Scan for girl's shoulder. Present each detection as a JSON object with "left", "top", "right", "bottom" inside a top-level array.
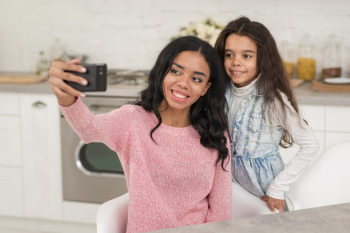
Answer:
[
  {"left": 270, "top": 90, "right": 299, "bottom": 119},
  {"left": 274, "top": 90, "right": 293, "bottom": 108}
]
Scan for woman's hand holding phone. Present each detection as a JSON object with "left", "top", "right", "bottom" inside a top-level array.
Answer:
[{"left": 49, "top": 59, "right": 88, "bottom": 106}]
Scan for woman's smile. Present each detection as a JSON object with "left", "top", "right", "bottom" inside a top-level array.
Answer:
[{"left": 171, "top": 90, "right": 189, "bottom": 101}]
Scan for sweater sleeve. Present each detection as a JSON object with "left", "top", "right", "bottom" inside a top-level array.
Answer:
[
  {"left": 206, "top": 134, "right": 232, "bottom": 222},
  {"left": 266, "top": 93, "right": 320, "bottom": 200},
  {"left": 59, "top": 98, "right": 134, "bottom": 153}
]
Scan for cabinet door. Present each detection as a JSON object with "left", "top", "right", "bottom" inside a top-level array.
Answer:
[
  {"left": 0, "top": 116, "right": 21, "bottom": 166},
  {"left": 299, "top": 105, "right": 325, "bottom": 131},
  {"left": 0, "top": 92, "right": 19, "bottom": 115},
  {"left": 326, "top": 106, "right": 350, "bottom": 132},
  {"left": 0, "top": 167, "right": 23, "bottom": 216},
  {"left": 325, "top": 132, "right": 350, "bottom": 150},
  {"left": 20, "top": 94, "right": 63, "bottom": 220}
]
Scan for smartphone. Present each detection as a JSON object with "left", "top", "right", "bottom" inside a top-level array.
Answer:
[{"left": 65, "top": 63, "right": 107, "bottom": 92}]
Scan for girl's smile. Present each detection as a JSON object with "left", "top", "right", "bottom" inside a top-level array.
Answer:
[{"left": 224, "top": 34, "right": 259, "bottom": 87}]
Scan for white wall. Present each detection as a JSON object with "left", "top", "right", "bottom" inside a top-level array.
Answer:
[{"left": 1, "top": 0, "right": 349, "bottom": 77}]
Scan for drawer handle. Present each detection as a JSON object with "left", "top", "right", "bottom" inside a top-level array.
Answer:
[{"left": 32, "top": 101, "right": 47, "bottom": 109}]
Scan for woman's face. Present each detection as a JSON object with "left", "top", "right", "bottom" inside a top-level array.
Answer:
[
  {"left": 161, "top": 51, "right": 211, "bottom": 115},
  {"left": 224, "top": 34, "right": 259, "bottom": 87}
]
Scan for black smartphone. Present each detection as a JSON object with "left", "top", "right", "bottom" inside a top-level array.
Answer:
[{"left": 65, "top": 63, "right": 107, "bottom": 92}]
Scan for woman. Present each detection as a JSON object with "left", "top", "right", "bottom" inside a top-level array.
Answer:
[{"left": 49, "top": 36, "right": 232, "bottom": 233}]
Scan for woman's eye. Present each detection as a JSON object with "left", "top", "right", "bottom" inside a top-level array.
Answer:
[
  {"left": 192, "top": 77, "right": 202, "bottom": 83},
  {"left": 243, "top": 54, "right": 252, "bottom": 58},
  {"left": 170, "top": 69, "right": 180, "bottom": 75},
  {"left": 225, "top": 53, "right": 233, "bottom": 58}
]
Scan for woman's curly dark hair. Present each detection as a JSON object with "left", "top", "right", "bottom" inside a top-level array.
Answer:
[{"left": 136, "top": 36, "right": 230, "bottom": 169}]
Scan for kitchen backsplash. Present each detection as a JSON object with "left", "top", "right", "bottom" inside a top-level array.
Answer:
[{"left": 0, "top": 0, "right": 349, "bottom": 78}]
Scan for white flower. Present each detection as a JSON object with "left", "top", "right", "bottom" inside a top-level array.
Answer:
[{"left": 171, "top": 18, "right": 224, "bottom": 47}]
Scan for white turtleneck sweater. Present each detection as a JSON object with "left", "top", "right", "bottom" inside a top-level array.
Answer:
[{"left": 227, "top": 77, "right": 259, "bottom": 131}]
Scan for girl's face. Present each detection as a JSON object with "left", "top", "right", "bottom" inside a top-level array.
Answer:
[
  {"left": 224, "top": 34, "right": 259, "bottom": 87},
  {"left": 161, "top": 51, "right": 211, "bottom": 115}
]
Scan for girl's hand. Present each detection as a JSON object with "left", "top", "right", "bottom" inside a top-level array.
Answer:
[
  {"left": 49, "top": 59, "right": 88, "bottom": 106},
  {"left": 260, "top": 195, "right": 285, "bottom": 213}
]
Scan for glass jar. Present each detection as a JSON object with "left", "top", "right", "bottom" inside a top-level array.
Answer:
[
  {"left": 322, "top": 34, "right": 341, "bottom": 78},
  {"left": 297, "top": 34, "right": 316, "bottom": 81},
  {"left": 280, "top": 41, "right": 294, "bottom": 79}
]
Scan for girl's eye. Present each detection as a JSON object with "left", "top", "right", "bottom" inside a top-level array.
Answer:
[
  {"left": 225, "top": 53, "right": 233, "bottom": 58},
  {"left": 243, "top": 54, "right": 252, "bottom": 58},
  {"left": 170, "top": 69, "right": 180, "bottom": 75}
]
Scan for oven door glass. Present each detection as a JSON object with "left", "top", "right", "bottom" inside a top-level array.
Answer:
[{"left": 78, "top": 142, "right": 124, "bottom": 174}]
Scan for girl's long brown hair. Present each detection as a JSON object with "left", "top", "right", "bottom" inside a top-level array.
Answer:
[{"left": 215, "top": 16, "right": 298, "bottom": 148}]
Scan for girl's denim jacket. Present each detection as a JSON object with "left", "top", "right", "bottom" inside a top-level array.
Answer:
[{"left": 225, "top": 87, "right": 285, "bottom": 197}]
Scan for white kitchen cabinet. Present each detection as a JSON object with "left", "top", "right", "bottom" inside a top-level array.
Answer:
[
  {"left": 0, "top": 93, "right": 21, "bottom": 166},
  {"left": 0, "top": 93, "right": 20, "bottom": 115},
  {"left": 20, "top": 93, "right": 63, "bottom": 220},
  {"left": 0, "top": 167, "right": 23, "bottom": 217},
  {"left": 325, "top": 106, "right": 350, "bottom": 132},
  {"left": 299, "top": 105, "right": 325, "bottom": 131},
  {"left": 325, "top": 132, "right": 350, "bottom": 149},
  {"left": 0, "top": 116, "right": 21, "bottom": 166},
  {"left": 0, "top": 93, "right": 23, "bottom": 217}
]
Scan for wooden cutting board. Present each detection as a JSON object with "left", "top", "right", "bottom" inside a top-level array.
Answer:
[
  {"left": 311, "top": 79, "right": 350, "bottom": 92},
  {"left": 0, "top": 75, "right": 47, "bottom": 84}
]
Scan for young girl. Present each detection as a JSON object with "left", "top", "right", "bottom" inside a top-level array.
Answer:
[
  {"left": 49, "top": 36, "right": 232, "bottom": 233},
  {"left": 214, "top": 16, "right": 320, "bottom": 216}
]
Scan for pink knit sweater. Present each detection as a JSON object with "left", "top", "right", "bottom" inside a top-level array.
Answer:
[{"left": 60, "top": 98, "right": 232, "bottom": 233}]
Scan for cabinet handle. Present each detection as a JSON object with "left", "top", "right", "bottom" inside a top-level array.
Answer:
[{"left": 32, "top": 101, "right": 47, "bottom": 109}]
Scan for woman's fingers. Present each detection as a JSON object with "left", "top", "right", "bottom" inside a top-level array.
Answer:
[
  {"left": 50, "top": 75, "right": 85, "bottom": 98},
  {"left": 67, "top": 58, "right": 82, "bottom": 64},
  {"left": 50, "top": 67, "right": 87, "bottom": 85},
  {"left": 49, "top": 61, "right": 87, "bottom": 85}
]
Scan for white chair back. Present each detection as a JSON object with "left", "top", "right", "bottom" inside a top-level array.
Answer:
[{"left": 286, "top": 141, "right": 350, "bottom": 210}]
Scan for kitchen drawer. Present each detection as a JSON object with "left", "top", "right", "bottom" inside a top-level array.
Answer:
[
  {"left": 0, "top": 93, "right": 20, "bottom": 115},
  {"left": 325, "top": 106, "right": 350, "bottom": 132},
  {"left": 0, "top": 167, "right": 24, "bottom": 216},
  {"left": 299, "top": 105, "right": 325, "bottom": 131}
]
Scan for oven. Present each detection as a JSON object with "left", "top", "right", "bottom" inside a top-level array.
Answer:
[{"left": 60, "top": 95, "right": 137, "bottom": 204}]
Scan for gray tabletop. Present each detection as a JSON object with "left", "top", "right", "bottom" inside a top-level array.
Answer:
[
  {"left": 1, "top": 80, "right": 350, "bottom": 106},
  {"left": 151, "top": 202, "right": 350, "bottom": 233}
]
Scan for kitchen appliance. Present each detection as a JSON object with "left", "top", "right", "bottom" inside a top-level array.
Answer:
[{"left": 61, "top": 70, "right": 148, "bottom": 204}]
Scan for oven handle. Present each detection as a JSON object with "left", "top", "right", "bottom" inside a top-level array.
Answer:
[{"left": 74, "top": 140, "right": 125, "bottom": 179}]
